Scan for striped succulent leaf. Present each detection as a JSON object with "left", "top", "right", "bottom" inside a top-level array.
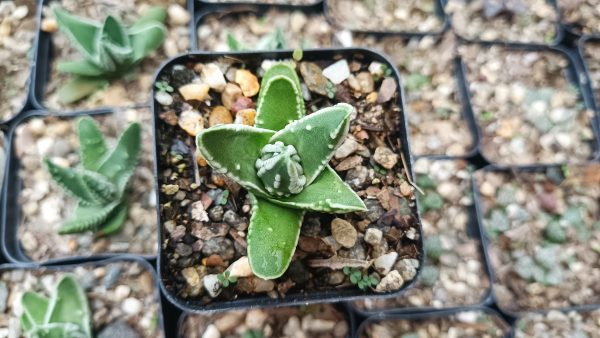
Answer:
[
  {"left": 195, "top": 62, "right": 366, "bottom": 279},
  {"left": 45, "top": 117, "right": 140, "bottom": 235}
]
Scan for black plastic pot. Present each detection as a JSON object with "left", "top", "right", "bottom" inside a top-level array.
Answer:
[
  {"left": 578, "top": 35, "right": 600, "bottom": 152},
  {"left": 0, "top": 109, "right": 157, "bottom": 264},
  {"left": 350, "top": 156, "right": 494, "bottom": 317},
  {"left": 355, "top": 306, "right": 512, "bottom": 338},
  {"left": 151, "top": 48, "right": 423, "bottom": 312},
  {"left": 0, "top": 0, "right": 42, "bottom": 126},
  {"left": 30, "top": 0, "right": 195, "bottom": 116},
  {"left": 197, "top": 0, "right": 323, "bottom": 10},
  {"left": 0, "top": 255, "right": 166, "bottom": 337},
  {"left": 323, "top": 0, "right": 449, "bottom": 36},
  {"left": 446, "top": 0, "right": 564, "bottom": 47},
  {"left": 458, "top": 42, "right": 600, "bottom": 167},
  {"left": 193, "top": 1, "right": 327, "bottom": 51},
  {"left": 176, "top": 302, "right": 355, "bottom": 337},
  {"left": 472, "top": 163, "right": 600, "bottom": 318}
]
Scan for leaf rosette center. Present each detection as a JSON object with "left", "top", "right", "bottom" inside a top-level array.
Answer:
[{"left": 256, "top": 141, "right": 307, "bottom": 196}]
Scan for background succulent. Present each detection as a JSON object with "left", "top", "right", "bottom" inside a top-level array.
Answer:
[
  {"left": 196, "top": 63, "right": 366, "bottom": 279},
  {"left": 20, "top": 275, "right": 92, "bottom": 338},
  {"left": 53, "top": 5, "right": 167, "bottom": 103},
  {"left": 45, "top": 117, "right": 141, "bottom": 235}
]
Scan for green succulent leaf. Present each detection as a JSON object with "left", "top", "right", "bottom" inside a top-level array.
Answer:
[
  {"left": 226, "top": 32, "right": 244, "bottom": 51},
  {"left": 52, "top": 7, "right": 100, "bottom": 61},
  {"left": 46, "top": 275, "right": 92, "bottom": 338},
  {"left": 57, "top": 77, "right": 108, "bottom": 104},
  {"left": 58, "top": 201, "right": 120, "bottom": 234},
  {"left": 57, "top": 59, "right": 105, "bottom": 77},
  {"left": 130, "top": 6, "right": 167, "bottom": 29},
  {"left": 77, "top": 117, "right": 108, "bottom": 171},
  {"left": 268, "top": 103, "right": 353, "bottom": 185},
  {"left": 79, "top": 170, "right": 117, "bottom": 203},
  {"left": 196, "top": 124, "right": 275, "bottom": 198},
  {"left": 44, "top": 159, "right": 104, "bottom": 205},
  {"left": 20, "top": 292, "right": 49, "bottom": 330},
  {"left": 256, "top": 63, "right": 304, "bottom": 131},
  {"left": 96, "top": 122, "right": 141, "bottom": 195},
  {"left": 128, "top": 21, "right": 167, "bottom": 62},
  {"left": 247, "top": 196, "right": 304, "bottom": 279},
  {"left": 268, "top": 166, "right": 366, "bottom": 213},
  {"left": 96, "top": 202, "right": 129, "bottom": 235}
]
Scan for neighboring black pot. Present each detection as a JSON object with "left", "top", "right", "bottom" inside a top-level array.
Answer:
[
  {"left": 355, "top": 306, "right": 513, "bottom": 338},
  {"left": 0, "top": 109, "right": 157, "bottom": 264},
  {"left": 578, "top": 35, "right": 600, "bottom": 155},
  {"left": 193, "top": 1, "right": 326, "bottom": 51},
  {"left": 176, "top": 302, "right": 356, "bottom": 337},
  {"left": 151, "top": 48, "right": 424, "bottom": 312},
  {"left": 0, "top": 0, "right": 42, "bottom": 126},
  {"left": 323, "top": 0, "right": 449, "bottom": 36},
  {"left": 458, "top": 42, "right": 600, "bottom": 167},
  {"left": 0, "top": 255, "right": 166, "bottom": 337},
  {"left": 446, "top": 0, "right": 564, "bottom": 47},
  {"left": 472, "top": 163, "right": 600, "bottom": 318},
  {"left": 351, "top": 155, "right": 494, "bottom": 317}
]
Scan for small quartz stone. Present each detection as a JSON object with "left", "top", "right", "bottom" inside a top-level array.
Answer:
[
  {"left": 203, "top": 274, "right": 222, "bottom": 298},
  {"left": 167, "top": 4, "right": 190, "bottom": 25},
  {"left": 209, "top": 106, "right": 233, "bottom": 126},
  {"left": 331, "top": 218, "right": 357, "bottom": 248},
  {"left": 322, "top": 59, "right": 350, "bottom": 85},
  {"left": 364, "top": 228, "right": 383, "bottom": 246},
  {"left": 154, "top": 91, "right": 173, "bottom": 106},
  {"left": 201, "top": 63, "right": 227, "bottom": 92},
  {"left": 178, "top": 109, "right": 204, "bottom": 136},
  {"left": 374, "top": 252, "right": 398, "bottom": 275},
  {"left": 375, "top": 270, "right": 404, "bottom": 292},
  {"left": 226, "top": 256, "right": 253, "bottom": 278},
  {"left": 378, "top": 77, "right": 397, "bottom": 103},
  {"left": 235, "top": 69, "right": 260, "bottom": 97},
  {"left": 179, "top": 83, "right": 210, "bottom": 102},
  {"left": 221, "top": 83, "right": 242, "bottom": 110},
  {"left": 373, "top": 146, "right": 398, "bottom": 169},
  {"left": 234, "top": 108, "right": 256, "bottom": 126}
]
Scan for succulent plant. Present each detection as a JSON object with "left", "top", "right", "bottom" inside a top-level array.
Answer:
[
  {"left": 196, "top": 63, "right": 367, "bottom": 279},
  {"left": 226, "top": 28, "right": 287, "bottom": 51},
  {"left": 514, "top": 247, "right": 563, "bottom": 286},
  {"left": 20, "top": 275, "right": 92, "bottom": 338},
  {"left": 52, "top": 6, "right": 167, "bottom": 103},
  {"left": 45, "top": 117, "right": 141, "bottom": 235}
]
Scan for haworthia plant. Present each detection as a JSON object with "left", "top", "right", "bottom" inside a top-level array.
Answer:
[
  {"left": 45, "top": 117, "right": 141, "bottom": 235},
  {"left": 20, "top": 275, "right": 92, "bottom": 338},
  {"left": 52, "top": 6, "right": 167, "bottom": 103},
  {"left": 196, "top": 63, "right": 367, "bottom": 279}
]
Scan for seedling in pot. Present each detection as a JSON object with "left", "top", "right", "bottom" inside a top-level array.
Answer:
[
  {"left": 44, "top": 117, "right": 141, "bottom": 235},
  {"left": 51, "top": 5, "right": 167, "bottom": 103},
  {"left": 343, "top": 266, "right": 379, "bottom": 290},
  {"left": 217, "top": 271, "right": 238, "bottom": 288},
  {"left": 196, "top": 63, "right": 367, "bottom": 279},
  {"left": 20, "top": 275, "right": 92, "bottom": 338}
]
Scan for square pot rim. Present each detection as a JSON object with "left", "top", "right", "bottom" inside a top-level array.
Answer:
[
  {"left": 0, "top": 109, "right": 158, "bottom": 265},
  {"left": 472, "top": 162, "right": 600, "bottom": 317},
  {"left": 0, "top": 254, "right": 166, "bottom": 337},
  {"left": 151, "top": 47, "right": 424, "bottom": 313}
]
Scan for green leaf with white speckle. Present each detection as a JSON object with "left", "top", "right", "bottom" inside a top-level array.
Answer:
[
  {"left": 268, "top": 166, "right": 366, "bottom": 213},
  {"left": 268, "top": 103, "right": 353, "bottom": 186},
  {"left": 247, "top": 196, "right": 304, "bottom": 279},
  {"left": 256, "top": 63, "right": 305, "bottom": 131}
]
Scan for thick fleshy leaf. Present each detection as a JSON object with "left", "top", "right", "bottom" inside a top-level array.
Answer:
[
  {"left": 226, "top": 32, "right": 244, "bottom": 51},
  {"left": 46, "top": 275, "right": 92, "bottom": 338},
  {"left": 77, "top": 117, "right": 107, "bottom": 171},
  {"left": 196, "top": 124, "right": 275, "bottom": 197},
  {"left": 53, "top": 7, "right": 100, "bottom": 60},
  {"left": 27, "top": 323, "right": 88, "bottom": 338},
  {"left": 57, "top": 59, "right": 105, "bottom": 77},
  {"left": 268, "top": 166, "right": 366, "bottom": 213},
  {"left": 268, "top": 103, "right": 353, "bottom": 186},
  {"left": 247, "top": 196, "right": 304, "bottom": 279},
  {"left": 102, "top": 16, "right": 128, "bottom": 48},
  {"left": 255, "top": 63, "right": 304, "bottom": 131},
  {"left": 58, "top": 201, "right": 120, "bottom": 234},
  {"left": 45, "top": 159, "right": 104, "bottom": 205},
  {"left": 57, "top": 77, "right": 108, "bottom": 104},
  {"left": 128, "top": 21, "right": 167, "bottom": 62},
  {"left": 21, "top": 292, "right": 49, "bottom": 329},
  {"left": 97, "top": 122, "right": 141, "bottom": 195},
  {"left": 80, "top": 170, "right": 117, "bottom": 203},
  {"left": 97, "top": 202, "right": 128, "bottom": 235}
]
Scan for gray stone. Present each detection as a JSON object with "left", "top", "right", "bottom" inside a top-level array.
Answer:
[
  {"left": 202, "top": 237, "right": 235, "bottom": 261},
  {"left": 98, "top": 321, "right": 139, "bottom": 338},
  {"left": 208, "top": 205, "right": 224, "bottom": 222},
  {"left": 364, "top": 228, "right": 383, "bottom": 246},
  {"left": 345, "top": 166, "right": 368, "bottom": 189}
]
